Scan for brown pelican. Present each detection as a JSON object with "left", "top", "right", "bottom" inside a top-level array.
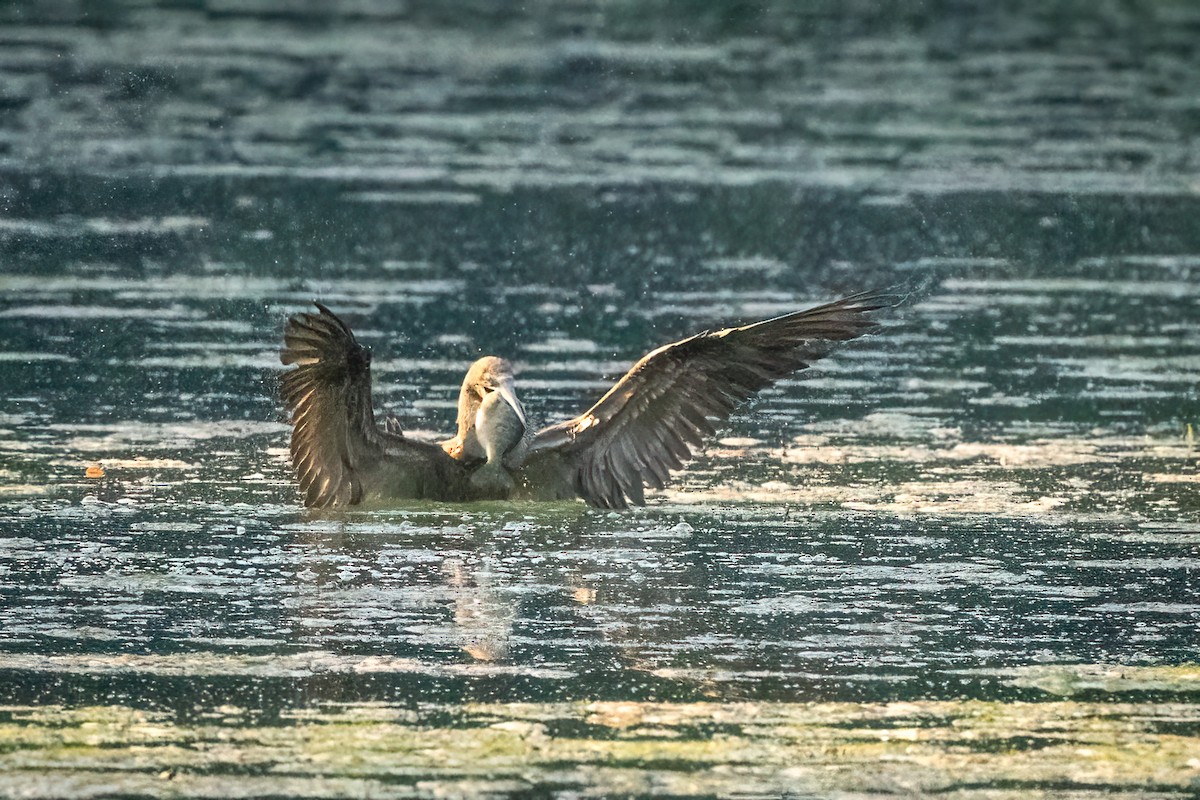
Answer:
[{"left": 280, "top": 290, "right": 892, "bottom": 509}]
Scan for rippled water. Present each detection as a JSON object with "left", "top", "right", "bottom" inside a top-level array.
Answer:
[{"left": 2, "top": 2, "right": 1199, "bottom": 797}]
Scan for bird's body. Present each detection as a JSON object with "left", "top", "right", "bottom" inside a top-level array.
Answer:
[
  {"left": 467, "top": 386, "right": 527, "bottom": 497},
  {"left": 280, "top": 291, "right": 892, "bottom": 509}
]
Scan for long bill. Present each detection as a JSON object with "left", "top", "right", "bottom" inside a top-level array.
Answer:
[{"left": 495, "top": 377, "right": 527, "bottom": 428}]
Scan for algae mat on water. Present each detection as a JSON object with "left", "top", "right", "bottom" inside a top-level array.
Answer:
[{"left": 2, "top": 668, "right": 1199, "bottom": 799}]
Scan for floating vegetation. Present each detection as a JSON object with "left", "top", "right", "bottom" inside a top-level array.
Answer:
[{"left": 1, "top": 682, "right": 1198, "bottom": 798}]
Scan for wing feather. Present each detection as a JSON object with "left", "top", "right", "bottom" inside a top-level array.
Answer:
[
  {"left": 526, "top": 289, "right": 895, "bottom": 509},
  {"left": 280, "top": 303, "right": 466, "bottom": 508}
]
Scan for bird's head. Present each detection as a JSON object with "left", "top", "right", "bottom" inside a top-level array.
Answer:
[{"left": 457, "top": 356, "right": 526, "bottom": 430}]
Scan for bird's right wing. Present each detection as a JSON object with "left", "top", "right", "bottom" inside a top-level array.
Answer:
[
  {"left": 280, "top": 303, "right": 460, "bottom": 508},
  {"left": 524, "top": 290, "right": 894, "bottom": 509}
]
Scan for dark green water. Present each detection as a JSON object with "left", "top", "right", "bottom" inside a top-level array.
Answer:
[{"left": 1, "top": 2, "right": 1199, "bottom": 796}]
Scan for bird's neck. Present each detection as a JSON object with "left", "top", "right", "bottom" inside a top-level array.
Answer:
[{"left": 455, "top": 383, "right": 480, "bottom": 440}]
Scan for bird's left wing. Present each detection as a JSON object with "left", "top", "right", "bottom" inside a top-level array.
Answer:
[
  {"left": 280, "top": 303, "right": 463, "bottom": 508},
  {"left": 524, "top": 290, "right": 894, "bottom": 509}
]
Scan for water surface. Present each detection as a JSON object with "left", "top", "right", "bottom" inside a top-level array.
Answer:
[{"left": 1, "top": 1, "right": 1199, "bottom": 796}]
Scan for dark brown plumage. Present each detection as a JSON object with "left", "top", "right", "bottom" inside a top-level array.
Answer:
[
  {"left": 279, "top": 291, "right": 894, "bottom": 509},
  {"left": 520, "top": 290, "right": 893, "bottom": 508},
  {"left": 280, "top": 303, "right": 471, "bottom": 508}
]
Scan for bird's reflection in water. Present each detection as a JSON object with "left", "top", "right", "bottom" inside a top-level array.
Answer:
[
  {"left": 442, "top": 553, "right": 605, "bottom": 666},
  {"left": 443, "top": 556, "right": 514, "bottom": 662},
  {"left": 284, "top": 510, "right": 753, "bottom": 701},
  {"left": 433, "top": 520, "right": 718, "bottom": 686}
]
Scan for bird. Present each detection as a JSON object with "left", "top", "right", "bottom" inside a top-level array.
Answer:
[{"left": 279, "top": 290, "right": 893, "bottom": 510}]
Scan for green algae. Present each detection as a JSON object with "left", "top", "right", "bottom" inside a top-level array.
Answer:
[
  {"left": 985, "top": 664, "right": 1200, "bottom": 698},
  {"left": 2, "top": 675, "right": 1199, "bottom": 798}
]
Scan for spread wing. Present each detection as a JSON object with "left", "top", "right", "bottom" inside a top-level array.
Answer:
[
  {"left": 525, "top": 290, "right": 895, "bottom": 509},
  {"left": 280, "top": 303, "right": 462, "bottom": 508}
]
